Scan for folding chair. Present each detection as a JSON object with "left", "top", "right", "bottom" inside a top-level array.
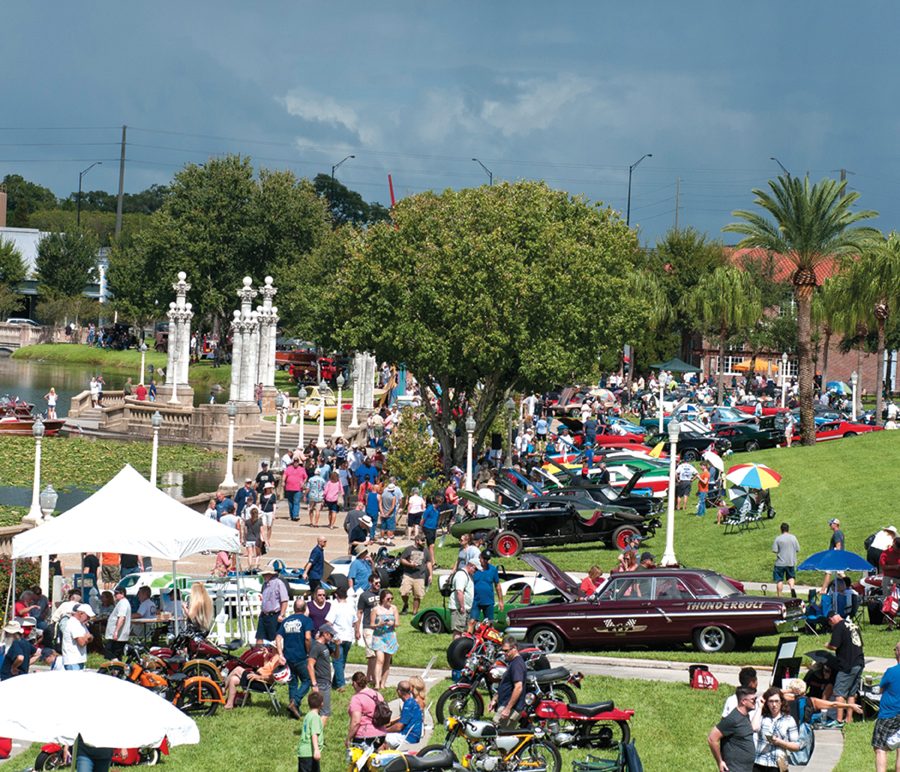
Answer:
[{"left": 239, "top": 677, "right": 283, "bottom": 715}]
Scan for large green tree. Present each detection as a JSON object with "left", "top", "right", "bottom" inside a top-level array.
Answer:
[
  {"left": 0, "top": 240, "right": 27, "bottom": 318},
  {"left": 306, "top": 181, "right": 651, "bottom": 469},
  {"left": 35, "top": 230, "right": 98, "bottom": 298},
  {"left": 2, "top": 174, "right": 57, "bottom": 226},
  {"left": 687, "top": 265, "right": 762, "bottom": 403},
  {"left": 108, "top": 156, "right": 331, "bottom": 331},
  {"left": 312, "top": 173, "right": 391, "bottom": 228},
  {"left": 724, "top": 175, "right": 879, "bottom": 444}
]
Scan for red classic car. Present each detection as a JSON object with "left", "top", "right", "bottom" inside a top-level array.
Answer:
[
  {"left": 735, "top": 403, "right": 788, "bottom": 417},
  {"left": 792, "top": 419, "right": 884, "bottom": 442},
  {"left": 505, "top": 554, "right": 803, "bottom": 654}
]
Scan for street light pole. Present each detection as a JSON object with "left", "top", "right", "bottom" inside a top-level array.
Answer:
[
  {"left": 333, "top": 373, "right": 345, "bottom": 438},
  {"left": 625, "top": 153, "right": 652, "bottom": 227},
  {"left": 274, "top": 392, "right": 285, "bottom": 463},
  {"left": 658, "top": 379, "right": 665, "bottom": 433},
  {"left": 77, "top": 161, "right": 102, "bottom": 227},
  {"left": 465, "top": 411, "right": 476, "bottom": 492},
  {"left": 661, "top": 420, "right": 681, "bottom": 567},
  {"left": 316, "top": 380, "right": 327, "bottom": 449},
  {"left": 24, "top": 417, "right": 45, "bottom": 524},
  {"left": 851, "top": 370, "right": 859, "bottom": 421},
  {"left": 770, "top": 157, "right": 791, "bottom": 178},
  {"left": 472, "top": 157, "right": 493, "bottom": 185},
  {"left": 150, "top": 411, "right": 162, "bottom": 486},
  {"left": 221, "top": 401, "right": 237, "bottom": 488},
  {"left": 298, "top": 386, "right": 308, "bottom": 450},
  {"left": 139, "top": 342, "right": 148, "bottom": 386},
  {"left": 781, "top": 352, "right": 789, "bottom": 408},
  {"left": 330, "top": 155, "right": 356, "bottom": 213}
]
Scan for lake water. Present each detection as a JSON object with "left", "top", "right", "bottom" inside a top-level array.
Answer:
[{"left": 0, "top": 356, "right": 105, "bottom": 417}]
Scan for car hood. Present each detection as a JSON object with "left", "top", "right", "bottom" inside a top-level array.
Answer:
[
  {"left": 518, "top": 553, "right": 582, "bottom": 602},
  {"left": 619, "top": 469, "right": 647, "bottom": 497},
  {"left": 457, "top": 488, "right": 506, "bottom": 514}
]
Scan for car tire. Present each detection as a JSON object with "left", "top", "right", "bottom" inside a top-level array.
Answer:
[
  {"left": 693, "top": 625, "right": 735, "bottom": 654},
  {"left": 745, "top": 441, "right": 760, "bottom": 453},
  {"left": 493, "top": 530, "right": 523, "bottom": 558},
  {"left": 420, "top": 611, "right": 446, "bottom": 635},
  {"left": 611, "top": 525, "right": 640, "bottom": 551},
  {"left": 843, "top": 432, "right": 857, "bottom": 438},
  {"left": 682, "top": 449, "right": 698, "bottom": 462},
  {"left": 530, "top": 625, "right": 565, "bottom": 654}
]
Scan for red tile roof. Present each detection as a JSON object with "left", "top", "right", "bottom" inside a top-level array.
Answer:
[{"left": 726, "top": 247, "right": 843, "bottom": 284}]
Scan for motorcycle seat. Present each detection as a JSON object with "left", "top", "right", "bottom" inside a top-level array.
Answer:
[
  {"left": 529, "top": 667, "right": 570, "bottom": 684},
  {"left": 382, "top": 748, "right": 457, "bottom": 771},
  {"left": 225, "top": 639, "right": 243, "bottom": 651},
  {"left": 168, "top": 672, "right": 187, "bottom": 683},
  {"left": 566, "top": 701, "right": 614, "bottom": 716}
]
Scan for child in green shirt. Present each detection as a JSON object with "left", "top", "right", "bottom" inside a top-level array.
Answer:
[{"left": 297, "top": 691, "right": 324, "bottom": 772}]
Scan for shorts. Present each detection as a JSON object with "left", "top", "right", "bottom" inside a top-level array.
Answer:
[
  {"left": 309, "top": 496, "right": 323, "bottom": 505},
  {"left": 400, "top": 575, "right": 426, "bottom": 600},
  {"left": 676, "top": 482, "right": 691, "bottom": 497},
  {"left": 407, "top": 512, "right": 422, "bottom": 527},
  {"left": 261, "top": 511, "right": 274, "bottom": 527},
  {"left": 872, "top": 714, "right": 900, "bottom": 749},
  {"left": 315, "top": 683, "right": 332, "bottom": 716},
  {"left": 326, "top": 501, "right": 340, "bottom": 513},
  {"left": 380, "top": 516, "right": 396, "bottom": 532},
  {"left": 423, "top": 528, "right": 437, "bottom": 546},
  {"left": 298, "top": 757, "right": 321, "bottom": 772},
  {"left": 101, "top": 565, "right": 120, "bottom": 584},
  {"left": 245, "top": 540, "right": 257, "bottom": 548},
  {"left": 493, "top": 710, "right": 521, "bottom": 730},
  {"left": 470, "top": 603, "right": 495, "bottom": 622},
  {"left": 773, "top": 565, "right": 795, "bottom": 582},
  {"left": 363, "top": 628, "right": 375, "bottom": 658},
  {"left": 834, "top": 664, "right": 863, "bottom": 698},
  {"left": 451, "top": 609, "right": 469, "bottom": 634}
]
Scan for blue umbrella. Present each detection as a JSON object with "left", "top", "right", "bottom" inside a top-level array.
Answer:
[{"left": 797, "top": 550, "right": 874, "bottom": 572}]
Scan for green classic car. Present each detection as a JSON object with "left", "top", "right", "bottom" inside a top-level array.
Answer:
[{"left": 410, "top": 575, "right": 566, "bottom": 634}]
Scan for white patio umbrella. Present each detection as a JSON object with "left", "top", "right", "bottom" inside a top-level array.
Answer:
[
  {"left": 702, "top": 449, "right": 724, "bottom": 473},
  {"left": 0, "top": 671, "right": 200, "bottom": 748}
]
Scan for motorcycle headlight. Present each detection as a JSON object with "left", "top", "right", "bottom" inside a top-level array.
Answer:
[
  {"left": 446, "top": 717, "right": 458, "bottom": 731},
  {"left": 525, "top": 692, "right": 536, "bottom": 706}
]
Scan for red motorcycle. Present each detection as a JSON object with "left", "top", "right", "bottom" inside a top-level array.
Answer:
[
  {"left": 149, "top": 630, "right": 272, "bottom": 678},
  {"left": 524, "top": 695, "right": 634, "bottom": 750},
  {"left": 446, "top": 621, "right": 549, "bottom": 671},
  {"left": 35, "top": 741, "right": 168, "bottom": 769}
]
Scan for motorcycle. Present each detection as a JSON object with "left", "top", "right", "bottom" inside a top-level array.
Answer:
[
  {"left": 347, "top": 745, "right": 462, "bottom": 771},
  {"left": 35, "top": 741, "right": 168, "bottom": 769},
  {"left": 522, "top": 694, "right": 633, "bottom": 750},
  {"left": 446, "top": 622, "right": 549, "bottom": 672},
  {"left": 420, "top": 717, "right": 561, "bottom": 772},
  {"left": 149, "top": 629, "right": 273, "bottom": 680}
]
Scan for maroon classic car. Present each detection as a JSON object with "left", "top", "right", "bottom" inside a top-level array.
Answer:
[{"left": 505, "top": 555, "right": 804, "bottom": 654}]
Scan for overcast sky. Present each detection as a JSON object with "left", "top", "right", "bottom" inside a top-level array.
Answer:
[{"left": 4, "top": 1, "right": 900, "bottom": 243}]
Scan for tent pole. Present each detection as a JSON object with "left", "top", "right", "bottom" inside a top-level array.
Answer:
[
  {"left": 172, "top": 561, "right": 179, "bottom": 635},
  {"left": 9, "top": 559, "right": 16, "bottom": 623},
  {"left": 235, "top": 552, "right": 245, "bottom": 643}
]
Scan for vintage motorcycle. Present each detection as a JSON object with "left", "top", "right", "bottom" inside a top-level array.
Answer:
[
  {"left": 35, "top": 741, "right": 168, "bottom": 769},
  {"left": 522, "top": 694, "right": 634, "bottom": 750},
  {"left": 420, "top": 717, "right": 561, "bottom": 772},
  {"left": 347, "top": 745, "right": 463, "bottom": 771}
]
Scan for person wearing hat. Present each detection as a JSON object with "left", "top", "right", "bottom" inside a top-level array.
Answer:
[
  {"left": 348, "top": 516, "right": 372, "bottom": 554},
  {"left": 40, "top": 647, "right": 63, "bottom": 672},
  {"left": 638, "top": 552, "right": 657, "bottom": 570},
  {"left": 257, "top": 567, "right": 290, "bottom": 645},
  {"left": 821, "top": 519, "right": 845, "bottom": 594},
  {"left": 307, "top": 623, "right": 337, "bottom": 726},
  {"left": 449, "top": 560, "right": 478, "bottom": 638},
  {"left": 378, "top": 478, "right": 403, "bottom": 546},
  {"left": 398, "top": 533, "right": 433, "bottom": 616},
  {"left": 235, "top": 478, "right": 257, "bottom": 519},
  {"left": 283, "top": 456, "right": 309, "bottom": 522},
  {"left": 1, "top": 620, "right": 39, "bottom": 680},
  {"left": 255, "top": 460, "right": 276, "bottom": 492},
  {"left": 276, "top": 598, "right": 314, "bottom": 720},
  {"left": 61, "top": 604, "right": 95, "bottom": 670},
  {"left": 103, "top": 586, "right": 132, "bottom": 659},
  {"left": 259, "top": 481, "right": 277, "bottom": 544},
  {"left": 474, "top": 479, "right": 497, "bottom": 517}
]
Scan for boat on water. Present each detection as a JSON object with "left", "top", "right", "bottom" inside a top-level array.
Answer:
[{"left": 0, "top": 412, "right": 65, "bottom": 435}]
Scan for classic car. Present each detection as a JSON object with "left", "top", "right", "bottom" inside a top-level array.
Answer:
[
  {"left": 643, "top": 430, "right": 731, "bottom": 461},
  {"left": 410, "top": 576, "right": 564, "bottom": 634},
  {"left": 537, "top": 468, "right": 665, "bottom": 515},
  {"left": 713, "top": 423, "right": 783, "bottom": 452},
  {"left": 792, "top": 419, "right": 884, "bottom": 442},
  {"left": 505, "top": 554, "right": 805, "bottom": 654},
  {"left": 451, "top": 488, "right": 660, "bottom": 557},
  {"left": 555, "top": 417, "right": 645, "bottom": 446},
  {"left": 734, "top": 402, "right": 787, "bottom": 417},
  {"left": 708, "top": 406, "right": 758, "bottom": 428},
  {"left": 299, "top": 385, "right": 354, "bottom": 419}
]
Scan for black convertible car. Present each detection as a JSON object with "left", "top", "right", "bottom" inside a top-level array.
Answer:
[{"left": 644, "top": 431, "right": 731, "bottom": 462}]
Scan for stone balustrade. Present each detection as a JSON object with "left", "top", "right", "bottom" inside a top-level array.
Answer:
[
  {"left": 0, "top": 524, "right": 32, "bottom": 557},
  {"left": 68, "top": 390, "right": 126, "bottom": 416}
]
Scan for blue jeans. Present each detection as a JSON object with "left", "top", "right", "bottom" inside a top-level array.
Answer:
[
  {"left": 76, "top": 755, "right": 111, "bottom": 772},
  {"left": 697, "top": 491, "right": 707, "bottom": 517},
  {"left": 64, "top": 663, "right": 85, "bottom": 671},
  {"left": 286, "top": 490, "right": 301, "bottom": 521},
  {"left": 332, "top": 640, "right": 352, "bottom": 689},
  {"left": 288, "top": 660, "right": 312, "bottom": 707}
]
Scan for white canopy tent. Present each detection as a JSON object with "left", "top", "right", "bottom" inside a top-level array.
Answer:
[{"left": 11, "top": 464, "right": 241, "bottom": 633}]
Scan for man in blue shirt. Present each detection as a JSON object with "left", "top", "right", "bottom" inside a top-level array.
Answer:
[
  {"left": 234, "top": 479, "right": 256, "bottom": 519},
  {"left": 214, "top": 491, "right": 234, "bottom": 520},
  {"left": 469, "top": 552, "right": 504, "bottom": 633},
  {"left": 275, "top": 598, "right": 314, "bottom": 721},
  {"left": 347, "top": 546, "right": 373, "bottom": 592},
  {"left": 0, "top": 621, "right": 37, "bottom": 680},
  {"left": 873, "top": 642, "right": 900, "bottom": 769},
  {"left": 421, "top": 498, "right": 441, "bottom": 566},
  {"left": 304, "top": 536, "right": 327, "bottom": 595},
  {"left": 354, "top": 458, "right": 379, "bottom": 487},
  {"left": 490, "top": 636, "right": 526, "bottom": 729},
  {"left": 384, "top": 680, "right": 423, "bottom": 748}
]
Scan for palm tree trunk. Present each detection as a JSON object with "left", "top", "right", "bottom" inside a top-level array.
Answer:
[
  {"left": 795, "top": 284, "right": 816, "bottom": 445},
  {"left": 717, "top": 329, "right": 726, "bottom": 405},
  {"left": 875, "top": 312, "right": 887, "bottom": 425}
]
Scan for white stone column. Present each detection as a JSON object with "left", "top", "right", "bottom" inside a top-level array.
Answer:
[
  {"left": 229, "top": 310, "right": 243, "bottom": 401},
  {"left": 267, "top": 307, "right": 278, "bottom": 386},
  {"left": 232, "top": 277, "right": 259, "bottom": 403},
  {"left": 165, "top": 302, "right": 178, "bottom": 386},
  {"left": 244, "top": 311, "right": 260, "bottom": 402},
  {"left": 179, "top": 302, "right": 193, "bottom": 384},
  {"left": 365, "top": 354, "right": 377, "bottom": 408}
]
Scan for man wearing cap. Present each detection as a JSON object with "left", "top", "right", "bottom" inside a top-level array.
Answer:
[
  {"left": 61, "top": 604, "right": 94, "bottom": 670},
  {"left": 235, "top": 478, "right": 257, "bottom": 519},
  {"left": 276, "top": 597, "right": 314, "bottom": 721},
  {"left": 347, "top": 545, "right": 374, "bottom": 593},
  {"left": 355, "top": 571, "right": 382, "bottom": 683},
  {"left": 283, "top": 457, "right": 308, "bottom": 522},
  {"left": 103, "top": 586, "right": 132, "bottom": 659},
  {"left": 379, "top": 477, "right": 403, "bottom": 546},
  {"left": 257, "top": 568, "right": 289, "bottom": 644},
  {"left": 638, "top": 552, "right": 657, "bottom": 570},
  {"left": 304, "top": 536, "right": 328, "bottom": 596},
  {"left": 821, "top": 519, "right": 845, "bottom": 594},
  {"left": 0, "top": 621, "right": 39, "bottom": 680},
  {"left": 449, "top": 560, "right": 478, "bottom": 638},
  {"left": 475, "top": 479, "right": 497, "bottom": 517},
  {"left": 827, "top": 609, "right": 865, "bottom": 725},
  {"left": 255, "top": 460, "right": 276, "bottom": 492},
  {"left": 399, "top": 534, "right": 433, "bottom": 616},
  {"left": 307, "top": 623, "right": 338, "bottom": 726},
  {"left": 772, "top": 522, "right": 801, "bottom": 598},
  {"left": 348, "top": 516, "right": 371, "bottom": 554}
]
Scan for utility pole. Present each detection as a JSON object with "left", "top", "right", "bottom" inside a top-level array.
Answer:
[
  {"left": 674, "top": 177, "right": 680, "bottom": 230},
  {"left": 114, "top": 125, "right": 127, "bottom": 238}
]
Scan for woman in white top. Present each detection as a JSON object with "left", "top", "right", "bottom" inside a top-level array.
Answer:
[
  {"left": 406, "top": 488, "right": 426, "bottom": 540},
  {"left": 44, "top": 387, "right": 58, "bottom": 420},
  {"left": 325, "top": 587, "right": 357, "bottom": 690},
  {"left": 203, "top": 498, "right": 218, "bottom": 520}
]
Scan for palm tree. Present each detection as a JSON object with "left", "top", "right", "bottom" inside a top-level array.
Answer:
[
  {"left": 724, "top": 175, "right": 879, "bottom": 444},
  {"left": 813, "top": 274, "right": 851, "bottom": 391},
  {"left": 687, "top": 265, "right": 762, "bottom": 404},
  {"left": 844, "top": 233, "right": 900, "bottom": 423}
]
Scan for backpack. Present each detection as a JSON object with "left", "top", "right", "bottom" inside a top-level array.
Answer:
[
  {"left": 787, "top": 698, "right": 815, "bottom": 766},
  {"left": 440, "top": 570, "right": 467, "bottom": 598},
  {"left": 366, "top": 689, "right": 393, "bottom": 729},
  {"left": 45, "top": 614, "right": 70, "bottom": 654},
  {"left": 689, "top": 664, "right": 718, "bottom": 690}
]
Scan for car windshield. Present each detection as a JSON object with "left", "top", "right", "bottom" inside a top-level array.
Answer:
[
  {"left": 715, "top": 407, "right": 743, "bottom": 421},
  {"left": 696, "top": 574, "right": 742, "bottom": 598}
]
